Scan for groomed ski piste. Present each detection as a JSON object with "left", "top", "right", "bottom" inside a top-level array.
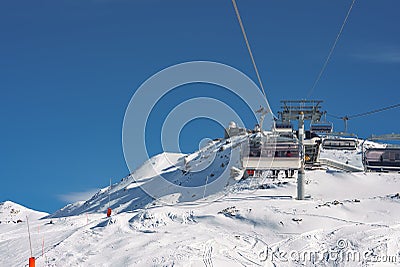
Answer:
[{"left": 1, "top": 134, "right": 400, "bottom": 266}]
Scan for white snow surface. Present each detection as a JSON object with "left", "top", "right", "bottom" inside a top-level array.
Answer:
[
  {"left": 318, "top": 139, "right": 364, "bottom": 170},
  {"left": 0, "top": 201, "right": 48, "bottom": 223},
  {"left": 1, "top": 136, "right": 400, "bottom": 266},
  {"left": 49, "top": 136, "right": 246, "bottom": 218}
]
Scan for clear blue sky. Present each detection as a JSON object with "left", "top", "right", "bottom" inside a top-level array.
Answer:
[{"left": 1, "top": 0, "right": 399, "bottom": 213}]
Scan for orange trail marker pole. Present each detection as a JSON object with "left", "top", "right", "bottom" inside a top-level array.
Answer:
[{"left": 29, "top": 257, "right": 35, "bottom": 267}]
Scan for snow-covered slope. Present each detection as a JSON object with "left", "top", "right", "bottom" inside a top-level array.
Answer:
[
  {"left": 49, "top": 135, "right": 247, "bottom": 218},
  {"left": 0, "top": 201, "right": 48, "bottom": 223},
  {"left": 318, "top": 139, "right": 364, "bottom": 171},
  {"left": 1, "top": 171, "right": 400, "bottom": 266},
  {"left": 2, "top": 135, "right": 400, "bottom": 266}
]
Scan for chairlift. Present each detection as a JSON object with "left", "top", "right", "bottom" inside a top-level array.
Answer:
[
  {"left": 364, "top": 148, "right": 400, "bottom": 171},
  {"left": 364, "top": 134, "right": 400, "bottom": 171},
  {"left": 310, "top": 122, "right": 333, "bottom": 134},
  {"left": 310, "top": 112, "right": 333, "bottom": 134},
  {"left": 321, "top": 134, "right": 358, "bottom": 151},
  {"left": 241, "top": 133, "right": 301, "bottom": 178},
  {"left": 274, "top": 120, "right": 293, "bottom": 133}
]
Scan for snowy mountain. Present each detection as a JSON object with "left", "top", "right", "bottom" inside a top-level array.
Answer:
[
  {"left": 0, "top": 201, "right": 48, "bottom": 224},
  {"left": 1, "top": 135, "right": 400, "bottom": 266},
  {"left": 49, "top": 135, "right": 247, "bottom": 218}
]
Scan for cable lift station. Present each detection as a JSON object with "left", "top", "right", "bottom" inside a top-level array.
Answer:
[
  {"left": 236, "top": 100, "right": 400, "bottom": 202},
  {"left": 238, "top": 100, "right": 329, "bottom": 200},
  {"left": 229, "top": 0, "right": 400, "bottom": 201}
]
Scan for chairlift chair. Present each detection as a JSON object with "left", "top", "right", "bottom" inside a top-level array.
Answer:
[
  {"left": 364, "top": 134, "right": 400, "bottom": 171},
  {"left": 241, "top": 133, "right": 301, "bottom": 178}
]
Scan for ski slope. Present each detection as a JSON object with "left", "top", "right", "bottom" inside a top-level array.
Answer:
[
  {"left": 49, "top": 136, "right": 247, "bottom": 218},
  {"left": 0, "top": 201, "right": 48, "bottom": 223},
  {"left": 1, "top": 136, "right": 400, "bottom": 266}
]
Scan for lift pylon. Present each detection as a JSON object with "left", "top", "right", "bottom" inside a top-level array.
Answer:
[{"left": 278, "top": 100, "right": 326, "bottom": 200}]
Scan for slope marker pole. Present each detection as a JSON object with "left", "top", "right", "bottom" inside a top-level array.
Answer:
[
  {"left": 26, "top": 216, "right": 33, "bottom": 257},
  {"left": 108, "top": 177, "right": 111, "bottom": 208},
  {"left": 203, "top": 175, "right": 209, "bottom": 199},
  {"left": 42, "top": 237, "right": 44, "bottom": 257},
  {"left": 26, "top": 216, "right": 36, "bottom": 267},
  {"left": 107, "top": 177, "right": 112, "bottom": 218}
]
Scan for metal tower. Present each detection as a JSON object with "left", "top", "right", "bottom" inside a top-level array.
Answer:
[{"left": 278, "top": 100, "right": 325, "bottom": 200}]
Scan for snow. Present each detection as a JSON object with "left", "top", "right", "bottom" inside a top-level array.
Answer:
[
  {"left": 1, "top": 136, "right": 400, "bottom": 266},
  {"left": 47, "top": 137, "right": 247, "bottom": 218},
  {"left": 318, "top": 139, "right": 364, "bottom": 170},
  {"left": 0, "top": 201, "right": 48, "bottom": 223}
]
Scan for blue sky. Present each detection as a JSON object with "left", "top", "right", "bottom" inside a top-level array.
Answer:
[{"left": 1, "top": 0, "right": 399, "bottom": 213}]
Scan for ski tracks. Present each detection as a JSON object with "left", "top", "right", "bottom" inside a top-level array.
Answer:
[{"left": 203, "top": 241, "right": 214, "bottom": 267}]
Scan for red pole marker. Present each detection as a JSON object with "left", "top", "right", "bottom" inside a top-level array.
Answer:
[
  {"left": 107, "top": 178, "right": 112, "bottom": 218},
  {"left": 29, "top": 257, "right": 35, "bottom": 267}
]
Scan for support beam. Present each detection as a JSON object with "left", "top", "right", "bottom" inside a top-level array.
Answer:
[
  {"left": 277, "top": 100, "right": 325, "bottom": 200},
  {"left": 297, "top": 112, "right": 305, "bottom": 200}
]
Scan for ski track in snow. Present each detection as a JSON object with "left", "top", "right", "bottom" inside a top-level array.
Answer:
[{"left": 203, "top": 241, "right": 213, "bottom": 267}]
